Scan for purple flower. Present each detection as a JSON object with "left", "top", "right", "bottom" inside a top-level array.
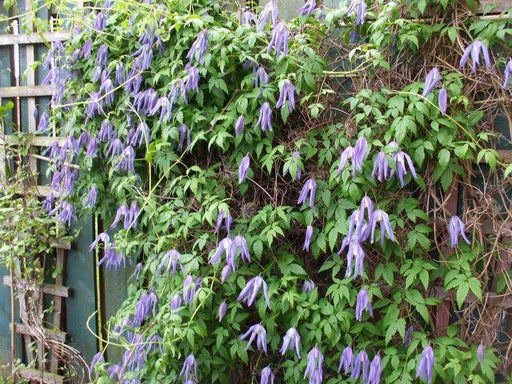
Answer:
[
  {"left": 85, "top": 186, "right": 98, "bottom": 207},
  {"left": 98, "top": 120, "right": 114, "bottom": 142},
  {"left": 503, "top": 58, "right": 512, "bottom": 88},
  {"left": 111, "top": 205, "right": 128, "bottom": 229},
  {"left": 389, "top": 141, "right": 418, "bottom": 187},
  {"left": 98, "top": 244, "right": 125, "bottom": 271},
  {"left": 345, "top": 0, "right": 367, "bottom": 27},
  {"left": 240, "top": 323, "right": 267, "bottom": 354},
  {"left": 337, "top": 136, "right": 367, "bottom": 177},
  {"left": 96, "top": 44, "right": 108, "bottom": 66},
  {"left": 130, "top": 122, "right": 150, "bottom": 147},
  {"left": 421, "top": 67, "right": 440, "bottom": 97},
  {"left": 280, "top": 327, "right": 301, "bottom": 358},
  {"left": 448, "top": 215, "right": 470, "bottom": 247},
  {"left": 351, "top": 350, "right": 370, "bottom": 381},
  {"left": 239, "top": 155, "right": 250, "bottom": 183},
  {"left": 302, "top": 279, "right": 316, "bottom": 292},
  {"left": 186, "top": 30, "right": 209, "bottom": 65},
  {"left": 267, "top": 21, "right": 289, "bottom": 58},
  {"left": 235, "top": 115, "right": 245, "bottom": 136},
  {"left": 304, "top": 346, "right": 323, "bottom": 384},
  {"left": 338, "top": 346, "right": 353, "bottom": 374},
  {"left": 241, "top": 9, "right": 257, "bottom": 25},
  {"left": 178, "top": 124, "right": 191, "bottom": 151},
  {"left": 416, "top": 345, "right": 435, "bottom": 384},
  {"left": 115, "top": 62, "right": 126, "bottom": 86},
  {"left": 254, "top": 67, "right": 269, "bottom": 88},
  {"left": 106, "top": 138, "right": 124, "bottom": 161},
  {"left": 477, "top": 344, "right": 485, "bottom": 365},
  {"left": 150, "top": 96, "right": 173, "bottom": 123},
  {"left": 355, "top": 288, "right": 373, "bottom": 321},
  {"left": 82, "top": 39, "right": 92, "bottom": 58},
  {"left": 89, "top": 351, "right": 104, "bottom": 376},
  {"left": 298, "top": 0, "right": 317, "bottom": 16},
  {"left": 116, "top": 146, "right": 135, "bottom": 173},
  {"left": 37, "top": 110, "right": 49, "bottom": 132},
  {"left": 459, "top": 39, "right": 491, "bottom": 73},
  {"left": 214, "top": 209, "right": 233, "bottom": 235},
  {"left": 210, "top": 237, "right": 232, "bottom": 266},
  {"left": 43, "top": 191, "right": 55, "bottom": 212},
  {"left": 170, "top": 294, "right": 182, "bottom": 313},
  {"left": 303, "top": 225, "right": 313, "bottom": 251},
  {"left": 256, "top": 102, "right": 273, "bottom": 131},
  {"left": 276, "top": 79, "right": 295, "bottom": 112},
  {"left": 238, "top": 276, "right": 270, "bottom": 308},
  {"left": 185, "top": 64, "right": 200, "bottom": 92},
  {"left": 49, "top": 201, "right": 76, "bottom": 227},
  {"left": 368, "top": 355, "right": 382, "bottom": 384},
  {"left": 218, "top": 301, "right": 227, "bottom": 321},
  {"left": 297, "top": 178, "right": 317, "bottom": 208},
  {"left": 133, "top": 44, "right": 153, "bottom": 70},
  {"left": 157, "top": 249, "right": 181, "bottom": 276},
  {"left": 257, "top": 1, "right": 278, "bottom": 31},
  {"left": 221, "top": 264, "right": 233, "bottom": 283},
  {"left": 179, "top": 354, "right": 197, "bottom": 381},
  {"left": 231, "top": 234, "right": 251, "bottom": 263},
  {"left": 90, "top": 232, "right": 110, "bottom": 252},
  {"left": 183, "top": 275, "right": 201, "bottom": 304},
  {"left": 438, "top": 87, "right": 448, "bottom": 115},
  {"left": 134, "top": 289, "right": 158, "bottom": 325},
  {"left": 134, "top": 88, "right": 158, "bottom": 115},
  {"left": 260, "top": 366, "right": 275, "bottom": 384},
  {"left": 94, "top": 11, "right": 106, "bottom": 31},
  {"left": 370, "top": 209, "right": 394, "bottom": 245},
  {"left": 403, "top": 326, "right": 414, "bottom": 346}
]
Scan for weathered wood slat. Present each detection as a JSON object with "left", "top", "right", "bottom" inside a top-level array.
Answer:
[
  {"left": 0, "top": 31, "right": 70, "bottom": 46},
  {"left": 479, "top": 0, "right": 512, "bottom": 14},
  {"left": 17, "top": 367, "right": 64, "bottom": 384},
  {"left": 3, "top": 276, "right": 69, "bottom": 298},
  {"left": 0, "top": 135, "right": 67, "bottom": 146},
  {"left": 0, "top": 85, "right": 53, "bottom": 97},
  {"left": 11, "top": 323, "right": 66, "bottom": 343},
  {"left": 51, "top": 248, "right": 66, "bottom": 373}
]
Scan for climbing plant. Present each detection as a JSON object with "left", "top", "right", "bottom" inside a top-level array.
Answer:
[{"left": 29, "top": 0, "right": 512, "bottom": 382}]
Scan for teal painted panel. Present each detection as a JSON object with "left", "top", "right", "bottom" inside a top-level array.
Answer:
[{"left": 0, "top": 265, "right": 12, "bottom": 366}]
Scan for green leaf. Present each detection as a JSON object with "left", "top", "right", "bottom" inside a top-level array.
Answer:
[{"left": 456, "top": 283, "right": 469, "bottom": 309}]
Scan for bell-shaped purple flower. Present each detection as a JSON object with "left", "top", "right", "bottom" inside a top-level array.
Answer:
[
  {"left": 254, "top": 66, "right": 269, "bottom": 88},
  {"left": 448, "top": 215, "right": 470, "bottom": 247},
  {"left": 355, "top": 288, "right": 373, "bottom": 321},
  {"left": 370, "top": 209, "right": 394, "bottom": 245},
  {"left": 302, "top": 279, "right": 316, "bottom": 292},
  {"left": 337, "top": 136, "right": 367, "bottom": 177},
  {"left": 170, "top": 294, "right": 182, "bottom": 313},
  {"left": 256, "top": 102, "right": 273, "bottom": 131},
  {"left": 297, "top": 178, "right": 317, "bottom": 208},
  {"left": 421, "top": 67, "right": 440, "bottom": 97},
  {"left": 267, "top": 21, "right": 289, "bottom": 58},
  {"left": 37, "top": 110, "right": 49, "bottom": 132},
  {"left": 338, "top": 346, "right": 353, "bottom": 374},
  {"left": 94, "top": 11, "right": 106, "bottom": 31},
  {"left": 235, "top": 115, "right": 245, "bottom": 136},
  {"left": 503, "top": 58, "right": 512, "bottom": 88},
  {"left": 260, "top": 366, "right": 275, "bottom": 384},
  {"left": 304, "top": 346, "right": 323, "bottom": 384},
  {"left": 237, "top": 276, "right": 270, "bottom": 308},
  {"left": 298, "top": 0, "right": 317, "bottom": 16},
  {"left": 186, "top": 30, "right": 209, "bottom": 65},
  {"left": 231, "top": 234, "right": 251, "bottom": 263},
  {"left": 416, "top": 345, "right": 435, "bottom": 384},
  {"left": 115, "top": 62, "right": 126, "bottom": 86},
  {"left": 179, "top": 354, "right": 197, "bottom": 381},
  {"left": 351, "top": 350, "right": 370, "bottom": 381},
  {"left": 185, "top": 64, "right": 200, "bottom": 92},
  {"left": 221, "top": 264, "right": 233, "bottom": 283},
  {"left": 218, "top": 301, "right": 227, "bottom": 321},
  {"left": 368, "top": 355, "right": 382, "bottom": 384},
  {"left": 438, "top": 87, "right": 448, "bottom": 115},
  {"left": 116, "top": 145, "right": 135, "bottom": 173},
  {"left": 280, "top": 327, "right": 301, "bottom": 358},
  {"left": 82, "top": 39, "right": 92, "bottom": 58},
  {"left": 178, "top": 124, "right": 191, "bottom": 151},
  {"left": 85, "top": 185, "right": 98, "bottom": 207},
  {"left": 477, "top": 344, "right": 485, "bottom": 365},
  {"left": 389, "top": 141, "right": 418, "bottom": 187},
  {"left": 49, "top": 201, "right": 76, "bottom": 227},
  {"left": 210, "top": 237, "right": 232, "bottom": 266},
  {"left": 257, "top": 1, "right": 278, "bottom": 31},
  {"left": 459, "top": 39, "right": 492, "bottom": 73},
  {"left": 134, "top": 289, "right": 158, "bottom": 325},
  {"left": 240, "top": 323, "right": 267, "bottom": 354},
  {"left": 239, "top": 155, "right": 250, "bottom": 183},
  {"left": 276, "top": 79, "right": 295, "bottom": 112},
  {"left": 345, "top": 0, "right": 367, "bottom": 27},
  {"left": 403, "top": 326, "right": 414, "bottom": 346},
  {"left": 183, "top": 275, "right": 201, "bottom": 304},
  {"left": 214, "top": 209, "right": 233, "bottom": 235},
  {"left": 96, "top": 44, "right": 108, "bottom": 66},
  {"left": 157, "top": 249, "right": 181, "bottom": 276},
  {"left": 303, "top": 225, "right": 313, "bottom": 251}
]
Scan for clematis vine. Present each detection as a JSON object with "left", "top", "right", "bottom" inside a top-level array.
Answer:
[
  {"left": 337, "top": 136, "right": 367, "bottom": 177},
  {"left": 421, "top": 67, "right": 440, "bottom": 97},
  {"left": 338, "top": 346, "right": 353, "bottom": 374},
  {"left": 256, "top": 102, "right": 273, "bottom": 131},
  {"left": 448, "top": 215, "right": 470, "bottom": 247},
  {"left": 218, "top": 301, "right": 227, "bottom": 321},
  {"left": 260, "top": 366, "right": 275, "bottom": 384},
  {"left": 345, "top": 0, "right": 367, "bottom": 27},
  {"left": 438, "top": 87, "right": 448, "bottom": 115},
  {"left": 459, "top": 39, "right": 491, "bottom": 73},
  {"left": 280, "top": 327, "right": 301, "bottom": 358},
  {"left": 477, "top": 344, "right": 485, "bottom": 365},
  {"left": 389, "top": 140, "right": 418, "bottom": 187},
  {"left": 237, "top": 276, "right": 270, "bottom": 308},
  {"left": 85, "top": 185, "right": 98, "bottom": 207},
  {"left": 214, "top": 209, "right": 233, "bottom": 235},
  {"left": 503, "top": 58, "right": 512, "bottom": 88},
  {"left": 368, "top": 355, "right": 382, "bottom": 384},
  {"left": 304, "top": 346, "right": 323, "bottom": 384},
  {"left": 298, "top": 0, "right": 317, "bottom": 16},
  {"left": 235, "top": 115, "right": 245, "bottom": 136},
  {"left": 276, "top": 79, "right": 295, "bottom": 112},
  {"left": 186, "top": 30, "right": 209, "bottom": 65},
  {"left": 239, "top": 155, "right": 250, "bottom": 183},
  {"left": 230, "top": 234, "right": 251, "bottom": 263},
  {"left": 370, "top": 209, "right": 395, "bottom": 245},
  {"left": 297, "top": 178, "right": 317, "bottom": 208},
  {"left": 372, "top": 151, "right": 390, "bottom": 181},
  {"left": 179, "top": 354, "right": 197, "bottom": 381},
  {"left": 302, "top": 279, "right": 316, "bottom": 292},
  {"left": 210, "top": 237, "right": 232, "bottom": 266},
  {"left": 254, "top": 66, "right": 269, "bottom": 89},
  {"left": 157, "top": 249, "right": 181, "bottom": 276},
  {"left": 257, "top": 0, "right": 278, "bottom": 31},
  {"left": 267, "top": 21, "right": 289, "bottom": 58},
  {"left": 303, "top": 225, "right": 313, "bottom": 251},
  {"left": 283, "top": 150, "right": 303, "bottom": 180},
  {"left": 170, "top": 294, "right": 181, "bottom": 313},
  {"left": 134, "top": 289, "right": 158, "bottom": 326},
  {"left": 178, "top": 124, "right": 191, "bottom": 151},
  {"left": 355, "top": 288, "right": 373, "bottom": 321},
  {"left": 416, "top": 345, "right": 435, "bottom": 384},
  {"left": 351, "top": 350, "right": 370, "bottom": 381},
  {"left": 183, "top": 275, "right": 201, "bottom": 304},
  {"left": 240, "top": 323, "right": 267, "bottom": 354}
]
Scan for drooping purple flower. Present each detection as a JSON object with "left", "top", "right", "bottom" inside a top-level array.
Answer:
[
  {"left": 43, "top": 191, "right": 55, "bottom": 212},
  {"left": 170, "top": 294, "right": 182, "bottom": 313},
  {"left": 149, "top": 96, "right": 172, "bottom": 124},
  {"left": 260, "top": 366, "right": 275, "bottom": 384},
  {"left": 37, "top": 110, "right": 49, "bottom": 132},
  {"left": 134, "top": 289, "right": 158, "bottom": 325},
  {"left": 98, "top": 120, "right": 114, "bottom": 142},
  {"left": 367, "top": 355, "right": 382, "bottom": 384},
  {"left": 304, "top": 346, "right": 323, "bottom": 384},
  {"left": 276, "top": 79, "right": 295, "bottom": 112},
  {"left": 297, "top": 178, "right": 317, "bottom": 208},
  {"left": 338, "top": 346, "right": 353, "bottom": 374},
  {"left": 185, "top": 64, "right": 200, "bottom": 92},
  {"left": 98, "top": 244, "right": 125, "bottom": 271},
  {"left": 214, "top": 210, "right": 233, "bottom": 235},
  {"left": 448, "top": 215, "right": 470, "bottom": 247},
  {"left": 179, "top": 354, "right": 197, "bottom": 381},
  {"left": 459, "top": 39, "right": 492, "bottom": 73},
  {"left": 183, "top": 275, "right": 201, "bottom": 304},
  {"left": 89, "top": 351, "right": 104, "bottom": 376},
  {"left": 438, "top": 87, "right": 448, "bottom": 115},
  {"left": 370, "top": 209, "right": 394, "bottom": 245},
  {"left": 85, "top": 186, "right": 98, "bottom": 207},
  {"left": 257, "top": 1, "right": 278, "bottom": 31},
  {"left": 130, "top": 122, "right": 150, "bottom": 147},
  {"left": 94, "top": 11, "right": 106, "bottom": 31},
  {"left": 337, "top": 136, "right": 367, "bottom": 177},
  {"left": 134, "top": 88, "right": 158, "bottom": 115},
  {"left": 231, "top": 234, "right": 251, "bottom": 263},
  {"left": 355, "top": 288, "right": 373, "bottom": 321},
  {"left": 254, "top": 66, "right": 269, "bottom": 88},
  {"left": 186, "top": 30, "right": 209, "bottom": 65},
  {"left": 239, "top": 155, "right": 250, "bottom": 183},
  {"left": 133, "top": 43, "right": 153, "bottom": 70},
  {"left": 238, "top": 276, "right": 270, "bottom": 308},
  {"left": 256, "top": 102, "right": 273, "bottom": 131},
  {"left": 106, "top": 138, "right": 124, "bottom": 161},
  {"left": 240, "top": 323, "right": 267, "bottom": 354},
  {"left": 115, "top": 62, "right": 126, "bottom": 86},
  {"left": 240, "top": 9, "right": 257, "bottom": 25},
  {"left": 267, "top": 21, "right": 289, "bottom": 58},
  {"left": 503, "top": 59, "right": 512, "bottom": 88},
  {"left": 210, "top": 237, "right": 232, "bottom": 266},
  {"left": 280, "top": 327, "right": 301, "bottom": 358},
  {"left": 477, "top": 344, "right": 485, "bottom": 365},
  {"left": 389, "top": 141, "right": 418, "bottom": 187},
  {"left": 351, "top": 350, "right": 370, "bottom": 381},
  {"left": 178, "top": 124, "right": 191, "bottom": 151},
  {"left": 403, "top": 326, "right": 414, "bottom": 346},
  {"left": 421, "top": 67, "right": 440, "bottom": 97},
  {"left": 82, "top": 39, "right": 92, "bottom": 58},
  {"left": 298, "top": 0, "right": 317, "bottom": 16},
  {"left": 345, "top": 0, "right": 367, "bottom": 27},
  {"left": 235, "top": 115, "right": 245, "bottom": 136},
  {"left": 157, "top": 249, "right": 181, "bottom": 276},
  {"left": 96, "top": 44, "right": 108, "bottom": 66},
  {"left": 303, "top": 225, "right": 313, "bottom": 251},
  {"left": 90, "top": 232, "right": 110, "bottom": 252},
  {"left": 49, "top": 201, "right": 76, "bottom": 227},
  {"left": 221, "top": 264, "right": 233, "bottom": 283},
  {"left": 302, "top": 279, "right": 316, "bottom": 292},
  {"left": 111, "top": 205, "right": 128, "bottom": 229},
  {"left": 416, "top": 345, "right": 435, "bottom": 384},
  {"left": 218, "top": 301, "right": 227, "bottom": 321},
  {"left": 116, "top": 145, "right": 135, "bottom": 173}
]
